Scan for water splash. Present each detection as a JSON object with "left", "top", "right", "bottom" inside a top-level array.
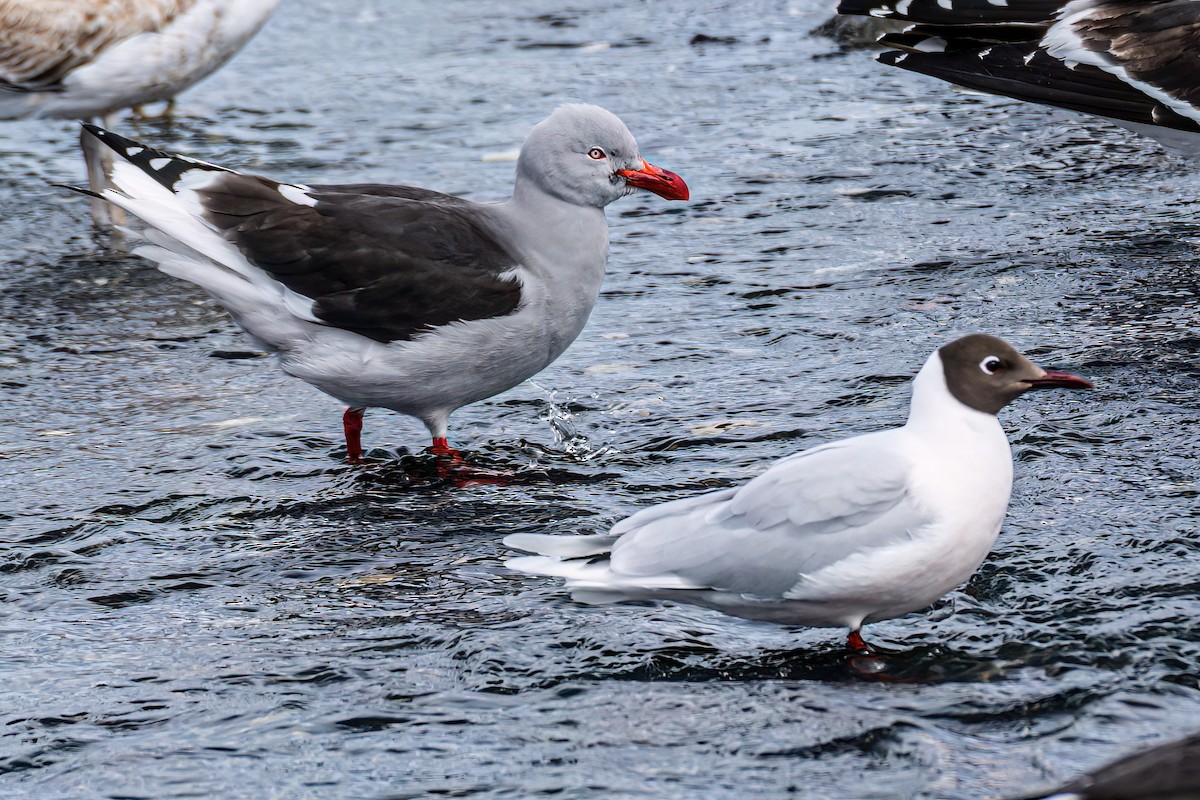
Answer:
[{"left": 526, "top": 379, "right": 618, "bottom": 462}]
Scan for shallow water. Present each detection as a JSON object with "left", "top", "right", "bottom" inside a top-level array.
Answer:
[{"left": 1, "top": 1, "right": 1199, "bottom": 798}]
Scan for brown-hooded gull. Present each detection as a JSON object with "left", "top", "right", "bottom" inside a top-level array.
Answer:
[
  {"left": 71, "top": 104, "right": 689, "bottom": 462},
  {"left": 1, "top": 0, "right": 280, "bottom": 222},
  {"left": 506, "top": 334, "right": 1093, "bottom": 653},
  {"left": 836, "top": 0, "right": 1200, "bottom": 156}
]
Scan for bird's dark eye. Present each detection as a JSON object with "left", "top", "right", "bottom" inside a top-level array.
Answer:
[
  {"left": 588, "top": 147, "right": 606, "bottom": 160},
  {"left": 979, "top": 356, "right": 1005, "bottom": 375}
]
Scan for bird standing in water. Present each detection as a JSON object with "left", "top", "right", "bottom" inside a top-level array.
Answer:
[
  {"left": 72, "top": 104, "right": 689, "bottom": 461},
  {"left": 507, "top": 334, "right": 1093, "bottom": 653},
  {"left": 1, "top": 0, "right": 281, "bottom": 224}
]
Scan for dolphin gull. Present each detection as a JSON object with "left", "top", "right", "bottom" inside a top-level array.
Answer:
[{"left": 70, "top": 104, "right": 689, "bottom": 462}]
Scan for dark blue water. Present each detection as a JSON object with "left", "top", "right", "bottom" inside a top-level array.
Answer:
[{"left": 2, "top": 1, "right": 1198, "bottom": 798}]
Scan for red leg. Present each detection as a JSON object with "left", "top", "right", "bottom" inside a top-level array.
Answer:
[
  {"left": 429, "top": 437, "right": 462, "bottom": 459},
  {"left": 343, "top": 407, "right": 365, "bottom": 463},
  {"left": 847, "top": 629, "right": 874, "bottom": 655},
  {"left": 426, "top": 437, "right": 515, "bottom": 487}
]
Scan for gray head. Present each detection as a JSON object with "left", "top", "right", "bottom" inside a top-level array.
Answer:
[
  {"left": 516, "top": 104, "right": 688, "bottom": 208},
  {"left": 938, "top": 334, "right": 1093, "bottom": 415}
]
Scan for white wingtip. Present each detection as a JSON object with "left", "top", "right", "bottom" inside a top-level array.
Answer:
[{"left": 504, "top": 532, "right": 617, "bottom": 558}]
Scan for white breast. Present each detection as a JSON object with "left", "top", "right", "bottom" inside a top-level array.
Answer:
[{"left": 782, "top": 360, "right": 1017, "bottom": 628}]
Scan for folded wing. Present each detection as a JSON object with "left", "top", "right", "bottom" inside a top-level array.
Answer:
[
  {"left": 197, "top": 180, "right": 523, "bottom": 342},
  {"left": 603, "top": 438, "right": 933, "bottom": 598},
  {"left": 87, "top": 126, "right": 524, "bottom": 344}
]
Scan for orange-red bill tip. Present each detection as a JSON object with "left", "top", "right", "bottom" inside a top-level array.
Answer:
[{"left": 617, "top": 159, "right": 689, "bottom": 201}]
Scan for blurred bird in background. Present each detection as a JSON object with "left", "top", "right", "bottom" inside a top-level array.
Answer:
[
  {"left": 0, "top": 0, "right": 280, "bottom": 224},
  {"left": 837, "top": 0, "right": 1200, "bottom": 157}
]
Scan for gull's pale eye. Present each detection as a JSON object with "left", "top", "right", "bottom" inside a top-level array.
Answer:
[
  {"left": 979, "top": 356, "right": 1004, "bottom": 375},
  {"left": 588, "top": 147, "right": 606, "bottom": 160}
]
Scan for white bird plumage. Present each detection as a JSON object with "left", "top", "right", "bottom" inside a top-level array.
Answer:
[{"left": 506, "top": 334, "right": 1093, "bottom": 651}]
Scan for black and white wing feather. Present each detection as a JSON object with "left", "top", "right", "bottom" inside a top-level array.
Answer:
[
  {"left": 837, "top": 0, "right": 1200, "bottom": 151},
  {"left": 82, "top": 125, "right": 523, "bottom": 344},
  {"left": 837, "top": 0, "right": 1064, "bottom": 25}
]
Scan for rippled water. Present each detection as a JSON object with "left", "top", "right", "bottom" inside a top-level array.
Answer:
[{"left": 2, "top": 1, "right": 1199, "bottom": 798}]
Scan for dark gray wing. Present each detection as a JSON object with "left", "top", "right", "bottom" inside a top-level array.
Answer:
[
  {"left": 197, "top": 178, "right": 523, "bottom": 342},
  {"left": 835, "top": 0, "right": 1063, "bottom": 25},
  {"left": 876, "top": 39, "right": 1200, "bottom": 133},
  {"left": 853, "top": 0, "right": 1200, "bottom": 135},
  {"left": 82, "top": 125, "right": 523, "bottom": 344},
  {"left": 1062, "top": 0, "right": 1200, "bottom": 119}
]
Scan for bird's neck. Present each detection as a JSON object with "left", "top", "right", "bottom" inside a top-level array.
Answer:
[
  {"left": 903, "top": 353, "right": 1014, "bottom": 530},
  {"left": 498, "top": 178, "right": 610, "bottom": 266},
  {"left": 509, "top": 165, "right": 607, "bottom": 211},
  {"left": 905, "top": 352, "right": 1005, "bottom": 444}
]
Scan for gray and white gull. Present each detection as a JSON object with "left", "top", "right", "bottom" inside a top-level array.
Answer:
[
  {"left": 72, "top": 104, "right": 689, "bottom": 460},
  {"left": 506, "top": 334, "right": 1092, "bottom": 652}
]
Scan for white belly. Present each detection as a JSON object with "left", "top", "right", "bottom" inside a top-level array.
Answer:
[{"left": 279, "top": 264, "right": 604, "bottom": 422}]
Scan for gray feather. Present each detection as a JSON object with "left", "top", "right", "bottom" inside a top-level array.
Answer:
[{"left": 608, "top": 433, "right": 930, "bottom": 597}]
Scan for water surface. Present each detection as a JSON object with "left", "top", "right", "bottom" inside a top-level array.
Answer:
[{"left": 1, "top": 1, "right": 1198, "bottom": 798}]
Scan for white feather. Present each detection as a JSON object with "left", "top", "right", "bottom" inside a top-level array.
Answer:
[
  {"left": 1043, "top": 2, "right": 1200, "bottom": 125},
  {"left": 102, "top": 163, "right": 322, "bottom": 350}
]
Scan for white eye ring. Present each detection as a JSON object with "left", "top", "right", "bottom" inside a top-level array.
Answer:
[
  {"left": 588, "top": 147, "right": 606, "bottom": 160},
  {"left": 979, "top": 356, "right": 1003, "bottom": 375}
]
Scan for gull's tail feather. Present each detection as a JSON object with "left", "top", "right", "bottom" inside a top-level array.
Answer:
[{"left": 503, "top": 532, "right": 617, "bottom": 559}]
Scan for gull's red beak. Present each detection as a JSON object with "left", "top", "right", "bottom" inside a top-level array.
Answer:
[
  {"left": 1025, "top": 369, "right": 1094, "bottom": 390},
  {"left": 617, "top": 158, "right": 689, "bottom": 201}
]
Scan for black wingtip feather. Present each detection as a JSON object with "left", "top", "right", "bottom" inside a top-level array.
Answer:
[
  {"left": 835, "top": 0, "right": 879, "bottom": 15},
  {"left": 78, "top": 122, "right": 231, "bottom": 191},
  {"left": 877, "top": 32, "right": 946, "bottom": 53},
  {"left": 79, "top": 123, "right": 154, "bottom": 161},
  {"left": 51, "top": 181, "right": 102, "bottom": 200},
  {"left": 877, "top": 46, "right": 1200, "bottom": 133},
  {"left": 837, "top": 0, "right": 1062, "bottom": 24}
]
